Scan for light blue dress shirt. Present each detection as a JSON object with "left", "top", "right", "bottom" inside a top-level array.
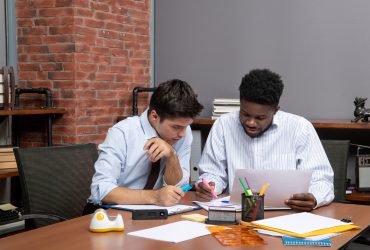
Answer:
[
  {"left": 198, "top": 110, "right": 334, "bottom": 208},
  {"left": 90, "top": 109, "right": 192, "bottom": 204}
]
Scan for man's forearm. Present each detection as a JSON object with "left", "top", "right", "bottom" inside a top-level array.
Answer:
[
  {"left": 163, "top": 151, "right": 183, "bottom": 185},
  {"left": 102, "top": 187, "right": 157, "bottom": 205}
]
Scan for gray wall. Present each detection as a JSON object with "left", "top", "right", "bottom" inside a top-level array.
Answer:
[
  {"left": 155, "top": 0, "right": 370, "bottom": 119},
  {"left": 0, "top": 1, "right": 6, "bottom": 66}
]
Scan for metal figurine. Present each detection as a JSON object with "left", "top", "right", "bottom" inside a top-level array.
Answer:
[{"left": 352, "top": 97, "right": 370, "bottom": 122}]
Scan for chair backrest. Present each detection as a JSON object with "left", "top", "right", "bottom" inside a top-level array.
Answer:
[
  {"left": 321, "top": 140, "right": 350, "bottom": 202},
  {"left": 132, "top": 87, "right": 156, "bottom": 115},
  {"left": 14, "top": 143, "right": 98, "bottom": 228}
]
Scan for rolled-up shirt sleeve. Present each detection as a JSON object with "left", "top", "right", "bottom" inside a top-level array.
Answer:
[
  {"left": 197, "top": 119, "right": 228, "bottom": 195},
  {"left": 90, "top": 127, "right": 126, "bottom": 204},
  {"left": 295, "top": 123, "right": 334, "bottom": 208}
]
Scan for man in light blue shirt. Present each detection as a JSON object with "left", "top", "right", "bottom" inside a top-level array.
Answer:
[
  {"left": 90, "top": 79, "right": 203, "bottom": 207},
  {"left": 196, "top": 69, "right": 334, "bottom": 211}
]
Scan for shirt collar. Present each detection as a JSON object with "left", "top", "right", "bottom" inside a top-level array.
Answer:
[
  {"left": 140, "top": 109, "right": 158, "bottom": 139},
  {"left": 269, "top": 110, "right": 281, "bottom": 131}
]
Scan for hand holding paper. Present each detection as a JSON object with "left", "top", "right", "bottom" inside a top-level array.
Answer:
[{"left": 285, "top": 193, "right": 317, "bottom": 212}]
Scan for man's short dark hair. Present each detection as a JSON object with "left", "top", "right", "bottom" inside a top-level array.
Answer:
[
  {"left": 239, "top": 69, "right": 284, "bottom": 105},
  {"left": 149, "top": 79, "right": 203, "bottom": 120}
]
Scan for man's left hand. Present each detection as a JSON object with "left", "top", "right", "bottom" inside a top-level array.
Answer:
[{"left": 285, "top": 193, "right": 317, "bottom": 212}]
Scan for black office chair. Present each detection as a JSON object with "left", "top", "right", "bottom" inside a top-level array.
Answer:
[
  {"left": 14, "top": 143, "right": 98, "bottom": 229},
  {"left": 321, "top": 140, "right": 350, "bottom": 202}
]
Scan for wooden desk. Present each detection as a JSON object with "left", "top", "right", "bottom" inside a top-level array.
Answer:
[
  {"left": 0, "top": 193, "right": 369, "bottom": 250},
  {"left": 0, "top": 108, "right": 66, "bottom": 146}
]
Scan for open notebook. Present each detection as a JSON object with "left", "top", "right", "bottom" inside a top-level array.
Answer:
[
  {"left": 104, "top": 204, "right": 200, "bottom": 215},
  {"left": 230, "top": 169, "right": 313, "bottom": 210}
]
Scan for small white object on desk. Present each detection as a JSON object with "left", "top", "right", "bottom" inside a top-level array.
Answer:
[{"left": 89, "top": 209, "right": 124, "bottom": 233}]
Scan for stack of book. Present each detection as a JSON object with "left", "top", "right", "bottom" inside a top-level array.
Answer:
[
  {"left": 0, "top": 147, "right": 17, "bottom": 170},
  {"left": 212, "top": 98, "right": 240, "bottom": 120}
]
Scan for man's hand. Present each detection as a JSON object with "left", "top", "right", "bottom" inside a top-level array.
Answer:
[
  {"left": 144, "top": 137, "right": 176, "bottom": 162},
  {"left": 195, "top": 181, "right": 216, "bottom": 201},
  {"left": 153, "top": 186, "right": 184, "bottom": 206},
  {"left": 285, "top": 193, "right": 317, "bottom": 211}
]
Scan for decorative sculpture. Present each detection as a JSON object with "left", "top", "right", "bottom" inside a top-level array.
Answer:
[{"left": 352, "top": 97, "right": 370, "bottom": 122}]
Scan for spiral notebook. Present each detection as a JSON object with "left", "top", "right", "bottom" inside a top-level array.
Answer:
[{"left": 282, "top": 236, "right": 333, "bottom": 247}]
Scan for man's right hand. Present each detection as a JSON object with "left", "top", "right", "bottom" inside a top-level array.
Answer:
[
  {"left": 154, "top": 185, "right": 184, "bottom": 206},
  {"left": 195, "top": 181, "right": 216, "bottom": 201}
]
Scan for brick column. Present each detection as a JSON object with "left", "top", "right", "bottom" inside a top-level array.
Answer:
[{"left": 16, "top": 0, "right": 151, "bottom": 146}]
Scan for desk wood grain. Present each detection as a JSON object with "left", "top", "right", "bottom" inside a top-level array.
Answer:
[{"left": 0, "top": 193, "right": 368, "bottom": 250}]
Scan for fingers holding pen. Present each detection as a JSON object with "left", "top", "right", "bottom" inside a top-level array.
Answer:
[{"left": 195, "top": 181, "right": 216, "bottom": 201}]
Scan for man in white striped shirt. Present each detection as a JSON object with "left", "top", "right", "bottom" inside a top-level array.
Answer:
[{"left": 196, "top": 69, "right": 334, "bottom": 211}]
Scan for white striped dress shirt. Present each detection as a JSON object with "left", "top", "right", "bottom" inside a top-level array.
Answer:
[{"left": 198, "top": 110, "right": 334, "bottom": 208}]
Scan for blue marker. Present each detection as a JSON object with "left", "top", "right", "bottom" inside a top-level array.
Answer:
[{"left": 181, "top": 184, "right": 192, "bottom": 192}]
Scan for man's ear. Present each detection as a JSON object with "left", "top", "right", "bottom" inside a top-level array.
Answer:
[
  {"left": 149, "top": 110, "right": 160, "bottom": 122},
  {"left": 274, "top": 105, "right": 280, "bottom": 114}
]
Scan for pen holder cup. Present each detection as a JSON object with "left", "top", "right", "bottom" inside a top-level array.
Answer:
[{"left": 241, "top": 192, "right": 264, "bottom": 222}]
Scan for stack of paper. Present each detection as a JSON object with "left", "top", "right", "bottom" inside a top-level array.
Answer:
[
  {"left": 245, "top": 212, "right": 359, "bottom": 238},
  {"left": 212, "top": 98, "right": 240, "bottom": 120},
  {"left": 193, "top": 196, "right": 241, "bottom": 212}
]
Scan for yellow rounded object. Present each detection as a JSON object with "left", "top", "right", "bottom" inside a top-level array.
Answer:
[{"left": 96, "top": 212, "right": 105, "bottom": 221}]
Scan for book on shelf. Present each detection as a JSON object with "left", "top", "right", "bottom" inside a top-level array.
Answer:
[
  {"left": 0, "top": 147, "right": 17, "bottom": 170},
  {"left": 213, "top": 106, "right": 240, "bottom": 113},
  {"left": 212, "top": 98, "right": 240, "bottom": 120},
  {"left": 213, "top": 98, "right": 240, "bottom": 105}
]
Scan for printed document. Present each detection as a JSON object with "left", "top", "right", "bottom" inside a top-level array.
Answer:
[{"left": 230, "top": 169, "right": 313, "bottom": 209}]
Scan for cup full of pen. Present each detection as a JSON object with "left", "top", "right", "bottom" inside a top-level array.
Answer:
[
  {"left": 239, "top": 177, "right": 269, "bottom": 222},
  {"left": 241, "top": 192, "right": 264, "bottom": 222}
]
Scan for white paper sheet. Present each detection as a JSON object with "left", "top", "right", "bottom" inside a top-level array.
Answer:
[
  {"left": 127, "top": 221, "right": 211, "bottom": 243},
  {"left": 230, "top": 169, "right": 313, "bottom": 209}
]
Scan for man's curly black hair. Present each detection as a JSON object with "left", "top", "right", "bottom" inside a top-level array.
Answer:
[
  {"left": 149, "top": 79, "right": 203, "bottom": 120},
  {"left": 239, "top": 69, "right": 284, "bottom": 105}
]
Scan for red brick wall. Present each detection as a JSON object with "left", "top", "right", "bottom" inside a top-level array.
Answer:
[{"left": 16, "top": 0, "right": 151, "bottom": 146}]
